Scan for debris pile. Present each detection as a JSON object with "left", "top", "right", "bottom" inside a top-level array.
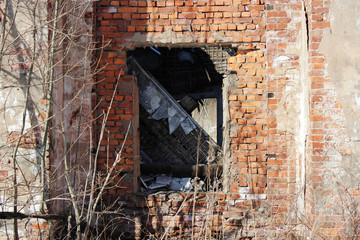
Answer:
[{"left": 140, "top": 174, "right": 206, "bottom": 192}]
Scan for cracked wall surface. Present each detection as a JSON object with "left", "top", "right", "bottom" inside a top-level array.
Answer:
[
  {"left": 1, "top": 0, "right": 360, "bottom": 239},
  {"left": 319, "top": 0, "right": 360, "bottom": 188}
]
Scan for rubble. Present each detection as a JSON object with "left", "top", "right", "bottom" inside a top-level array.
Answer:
[{"left": 140, "top": 174, "right": 206, "bottom": 192}]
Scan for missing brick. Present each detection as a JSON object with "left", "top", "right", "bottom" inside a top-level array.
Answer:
[
  {"left": 265, "top": 4, "right": 274, "bottom": 10},
  {"left": 266, "top": 154, "right": 277, "bottom": 159}
]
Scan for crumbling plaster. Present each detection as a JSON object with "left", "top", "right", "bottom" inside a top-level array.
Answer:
[
  {"left": 0, "top": 0, "right": 46, "bottom": 189},
  {"left": 319, "top": 0, "right": 360, "bottom": 188},
  {"left": 320, "top": 0, "right": 360, "bottom": 138},
  {"left": 267, "top": 1, "right": 310, "bottom": 217},
  {"left": 0, "top": 1, "right": 48, "bottom": 237},
  {"left": 3, "top": 0, "right": 360, "bottom": 237},
  {"left": 130, "top": 29, "right": 235, "bottom": 45},
  {"left": 131, "top": 30, "right": 198, "bottom": 44}
]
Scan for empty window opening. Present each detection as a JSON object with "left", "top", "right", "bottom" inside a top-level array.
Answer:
[{"left": 127, "top": 47, "right": 230, "bottom": 192}]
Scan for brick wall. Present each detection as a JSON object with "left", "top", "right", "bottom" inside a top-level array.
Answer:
[
  {"left": 306, "top": 0, "right": 360, "bottom": 237},
  {"left": 1, "top": 0, "right": 356, "bottom": 238},
  {"left": 0, "top": 0, "right": 359, "bottom": 238},
  {"left": 95, "top": 0, "right": 270, "bottom": 238},
  {"left": 266, "top": 0, "right": 360, "bottom": 238}
]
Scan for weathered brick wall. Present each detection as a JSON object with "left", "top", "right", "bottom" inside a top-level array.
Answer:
[
  {"left": 2, "top": 0, "right": 359, "bottom": 238},
  {"left": 266, "top": 0, "right": 310, "bottom": 237},
  {"left": 95, "top": 0, "right": 270, "bottom": 238},
  {"left": 306, "top": 0, "right": 360, "bottom": 237},
  {"left": 267, "top": 0, "right": 360, "bottom": 238},
  {"left": 93, "top": 0, "right": 360, "bottom": 237},
  {"left": 95, "top": 0, "right": 267, "bottom": 191}
]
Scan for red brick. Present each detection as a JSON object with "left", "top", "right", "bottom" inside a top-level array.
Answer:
[
  {"left": 267, "top": 11, "right": 287, "bottom": 18},
  {"left": 117, "top": 7, "right": 137, "bottom": 13},
  {"left": 312, "top": 22, "right": 330, "bottom": 29},
  {"left": 178, "top": 6, "right": 198, "bottom": 12}
]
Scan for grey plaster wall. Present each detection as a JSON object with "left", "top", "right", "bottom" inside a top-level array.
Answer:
[
  {"left": 320, "top": 1, "right": 360, "bottom": 139},
  {"left": 319, "top": 0, "right": 360, "bottom": 188}
]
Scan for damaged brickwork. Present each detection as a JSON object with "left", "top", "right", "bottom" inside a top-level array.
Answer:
[
  {"left": 1, "top": 0, "right": 360, "bottom": 239},
  {"left": 94, "top": 0, "right": 267, "bottom": 238}
]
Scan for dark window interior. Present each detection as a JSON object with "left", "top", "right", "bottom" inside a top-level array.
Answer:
[{"left": 128, "top": 47, "right": 230, "bottom": 192}]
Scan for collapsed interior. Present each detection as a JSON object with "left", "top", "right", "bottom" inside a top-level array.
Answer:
[{"left": 127, "top": 47, "right": 232, "bottom": 192}]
